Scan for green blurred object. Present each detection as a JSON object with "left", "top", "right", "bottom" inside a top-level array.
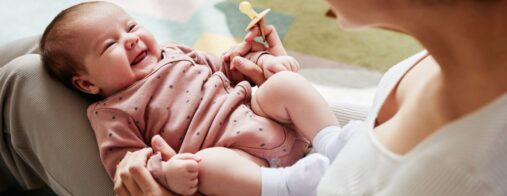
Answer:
[{"left": 228, "top": 0, "right": 423, "bottom": 71}]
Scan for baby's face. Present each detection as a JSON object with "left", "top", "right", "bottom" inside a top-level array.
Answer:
[{"left": 72, "top": 3, "right": 161, "bottom": 97}]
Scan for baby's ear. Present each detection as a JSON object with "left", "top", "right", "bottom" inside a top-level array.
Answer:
[{"left": 72, "top": 75, "right": 100, "bottom": 95}]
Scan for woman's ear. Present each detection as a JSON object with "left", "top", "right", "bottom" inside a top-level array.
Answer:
[{"left": 72, "top": 75, "right": 100, "bottom": 94}]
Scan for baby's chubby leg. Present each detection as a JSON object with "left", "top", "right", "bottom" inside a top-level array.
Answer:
[
  {"left": 151, "top": 136, "right": 264, "bottom": 196},
  {"left": 194, "top": 147, "right": 265, "bottom": 196},
  {"left": 251, "top": 71, "right": 339, "bottom": 141},
  {"left": 152, "top": 137, "right": 329, "bottom": 196},
  {"left": 193, "top": 147, "right": 329, "bottom": 196}
]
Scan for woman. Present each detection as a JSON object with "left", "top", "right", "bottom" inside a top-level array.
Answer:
[{"left": 116, "top": 0, "right": 507, "bottom": 195}]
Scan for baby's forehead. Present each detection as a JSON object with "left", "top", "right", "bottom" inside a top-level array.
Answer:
[
  {"left": 69, "top": 4, "right": 132, "bottom": 40},
  {"left": 76, "top": 3, "right": 130, "bottom": 24}
]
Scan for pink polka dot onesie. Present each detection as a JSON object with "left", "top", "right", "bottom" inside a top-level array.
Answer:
[{"left": 87, "top": 42, "right": 309, "bottom": 188}]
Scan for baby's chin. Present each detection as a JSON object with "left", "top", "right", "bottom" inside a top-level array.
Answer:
[
  {"left": 128, "top": 54, "right": 156, "bottom": 82},
  {"left": 139, "top": 49, "right": 159, "bottom": 66},
  {"left": 131, "top": 47, "right": 162, "bottom": 80}
]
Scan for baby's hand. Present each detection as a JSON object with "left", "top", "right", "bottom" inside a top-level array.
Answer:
[
  {"left": 163, "top": 153, "right": 200, "bottom": 195},
  {"left": 259, "top": 55, "right": 300, "bottom": 79}
]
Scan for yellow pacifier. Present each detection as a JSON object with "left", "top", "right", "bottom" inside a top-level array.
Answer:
[{"left": 239, "top": 1, "right": 271, "bottom": 43}]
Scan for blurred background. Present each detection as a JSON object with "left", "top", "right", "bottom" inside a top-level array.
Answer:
[{"left": 0, "top": 0, "right": 422, "bottom": 106}]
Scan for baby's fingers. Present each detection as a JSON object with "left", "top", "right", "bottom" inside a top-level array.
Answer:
[
  {"left": 267, "top": 64, "right": 289, "bottom": 74},
  {"left": 264, "top": 65, "right": 287, "bottom": 79},
  {"left": 289, "top": 59, "right": 300, "bottom": 72}
]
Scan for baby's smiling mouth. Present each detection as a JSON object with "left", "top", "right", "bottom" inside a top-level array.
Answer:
[{"left": 131, "top": 50, "right": 147, "bottom": 66}]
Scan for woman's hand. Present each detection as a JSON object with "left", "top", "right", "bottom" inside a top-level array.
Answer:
[
  {"left": 114, "top": 148, "right": 174, "bottom": 196},
  {"left": 114, "top": 135, "right": 179, "bottom": 196},
  {"left": 224, "top": 25, "right": 289, "bottom": 85},
  {"left": 224, "top": 25, "right": 287, "bottom": 60}
]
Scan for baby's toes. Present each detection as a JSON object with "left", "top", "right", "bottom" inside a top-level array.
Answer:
[
  {"left": 186, "top": 186, "right": 199, "bottom": 196},
  {"left": 189, "top": 177, "right": 198, "bottom": 187},
  {"left": 180, "top": 186, "right": 198, "bottom": 196},
  {"left": 185, "top": 160, "right": 199, "bottom": 172},
  {"left": 180, "top": 178, "right": 198, "bottom": 195}
]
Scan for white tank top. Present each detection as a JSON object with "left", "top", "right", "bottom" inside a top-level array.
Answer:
[{"left": 317, "top": 51, "right": 507, "bottom": 195}]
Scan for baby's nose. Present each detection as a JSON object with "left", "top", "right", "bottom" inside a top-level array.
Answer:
[{"left": 125, "top": 36, "right": 139, "bottom": 49}]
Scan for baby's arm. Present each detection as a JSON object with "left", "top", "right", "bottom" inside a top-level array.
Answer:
[
  {"left": 162, "top": 42, "right": 263, "bottom": 85},
  {"left": 87, "top": 107, "right": 149, "bottom": 179},
  {"left": 87, "top": 107, "right": 178, "bottom": 195},
  {"left": 162, "top": 42, "right": 270, "bottom": 85}
]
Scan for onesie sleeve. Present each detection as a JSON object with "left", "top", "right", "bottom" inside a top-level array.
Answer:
[
  {"left": 87, "top": 106, "right": 148, "bottom": 179},
  {"left": 171, "top": 43, "right": 268, "bottom": 85}
]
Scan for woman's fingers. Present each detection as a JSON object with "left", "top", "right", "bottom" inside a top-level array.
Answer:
[
  {"left": 224, "top": 41, "right": 267, "bottom": 62},
  {"left": 176, "top": 153, "right": 202, "bottom": 162},
  {"left": 120, "top": 170, "right": 142, "bottom": 196},
  {"left": 151, "top": 135, "right": 176, "bottom": 161},
  {"left": 113, "top": 183, "right": 131, "bottom": 196},
  {"left": 114, "top": 152, "right": 132, "bottom": 196},
  {"left": 114, "top": 171, "right": 131, "bottom": 196},
  {"left": 128, "top": 164, "right": 164, "bottom": 195},
  {"left": 250, "top": 25, "right": 287, "bottom": 56},
  {"left": 231, "top": 56, "right": 266, "bottom": 85},
  {"left": 114, "top": 148, "right": 153, "bottom": 196},
  {"left": 122, "top": 148, "right": 152, "bottom": 195},
  {"left": 223, "top": 42, "right": 250, "bottom": 62},
  {"left": 130, "top": 165, "right": 175, "bottom": 196},
  {"left": 264, "top": 25, "right": 287, "bottom": 56},
  {"left": 226, "top": 25, "right": 285, "bottom": 65},
  {"left": 244, "top": 27, "right": 260, "bottom": 42},
  {"left": 251, "top": 41, "right": 268, "bottom": 52}
]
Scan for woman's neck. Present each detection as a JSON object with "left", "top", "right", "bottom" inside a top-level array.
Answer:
[
  {"left": 405, "top": 3, "right": 507, "bottom": 87},
  {"left": 391, "top": 2, "right": 507, "bottom": 120}
]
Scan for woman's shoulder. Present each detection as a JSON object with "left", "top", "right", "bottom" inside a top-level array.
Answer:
[
  {"left": 382, "top": 50, "right": 428, "bottom": 82},
  {"left": 369, "top": 50, "right": 428, "bottom": 111}
]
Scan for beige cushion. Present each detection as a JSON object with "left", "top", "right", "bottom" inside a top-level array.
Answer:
[{"left": 0, "top": 36, "right": 113, "bottom": 195}]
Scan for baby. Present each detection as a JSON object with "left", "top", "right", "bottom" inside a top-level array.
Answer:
[{"left": 40, "top": 1, "right": 341, "bottom": 195}]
